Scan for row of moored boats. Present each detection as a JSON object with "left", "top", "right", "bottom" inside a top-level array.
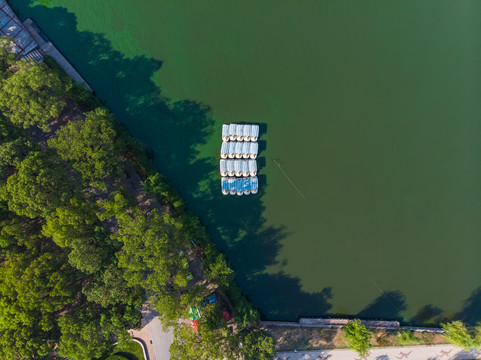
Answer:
[
  {"left": 220, "top": 124, "right": 260, "bottom": 196},
  {"left": 221, "top": 177, "right": 258, "bottom": 196},
  {"left": 222, "top": 124, "right": 259, "bottom": 142},
  {"left": 220, "top": 159, "right": 257, "bottom": 177},
  {"left": 220, "top": 141, "right": 258, "bottom": 159}
]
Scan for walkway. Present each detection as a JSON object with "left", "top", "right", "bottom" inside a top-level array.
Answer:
[
  {"left": 129, "top": 304, "right": 173, "bottom": 360},
  {"left": 275, "top": 345, "right": 481, "bottom": 360}
]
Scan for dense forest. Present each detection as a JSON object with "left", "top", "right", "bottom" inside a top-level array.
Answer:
[{"left": 0, "top": 38, "right": 274, "bottom": 360}]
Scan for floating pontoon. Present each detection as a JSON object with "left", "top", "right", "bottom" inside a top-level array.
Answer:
[
  {"left": 243, "top": 124, "right": 252, "bottom": 141},
  {"left": 222, "top": 124, "right": 230, "bottom": 142},
  {"left": 242, "top": 142, "right": 250, "bottom": 159},
  {"left": 229, "top": 124, "right": 237, "bottom": 141},
  {"left": 234, "top": 160, "right": 242, "bottom": 177},
  {"left": 221, "top": 177, "right": 229, "bottom": 195},
  {"left": 220, "top": 160, "right": 227, "bottom": 176},
  {"left": 235, "top": 142, "right": 243, "bottom": 159},
  {"left": 227, "top": 160, "right": 235, "bottom": 176},
  {"left": 248, "top": 160, "right": 257, "bottom": 176},
  {"left": 235, "top": 124, "right": 244, "bottom": 141},
  {"left": 249, "top": 142, "right": 258, "bottom": 159},
  {"left": 242, "top": 160, "right": 249, "bottom": 177},
  {"left": 228, "top": 177, "right": 236, "bottom": 195},
  {"left": 228, "top": 142, "right": 236, "bottom": 159},
  {"left": 250, "top": 176, "right": 258, "bottom": 194},
  {"left": 220, "top": 142, "right": 228, "bottom": 159},
  {"left": 235, "top": 178, "right": 243, "bottom": 196},
  {"left": 250, "top": 125, "right": 259, "bottom": 141}
]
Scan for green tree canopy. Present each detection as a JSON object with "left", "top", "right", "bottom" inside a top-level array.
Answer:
[
  {"left": 0, "top": 61, "right": 66, "bottom": 130},
  {"left": 48, "top": 107, "right": 121, "bottom": 188},
  {"left": 58, "top": 305, "right": 114, "bottom": 360},
  {"left": 3, "top": 151, "right": 73, "bottom": 218},
  {"left": 442, "top": 321, "right": 480, "bottom": 350},
  {"left": 343, "top": 319, "right": 373, "bottom": 358},
  {"left": 42, "top": 197, "right": 97, "bottom": 247},
  {"left": 0, "top": 38, "right": 16, "bottom": 77},
  {"left": 113, "top": 208, "right": 188, "bottom": 291}
]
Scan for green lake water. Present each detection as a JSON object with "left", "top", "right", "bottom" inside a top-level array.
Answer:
[{"left": 11, "top": 0, "right": 481, "bottom": 323}]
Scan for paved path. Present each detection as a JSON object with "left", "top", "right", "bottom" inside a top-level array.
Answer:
[
  {"left": 147, "top": 317, "right": 173, "bottom": 360},
  {"left": 276, "top": 345, "right": 481, "bottom": 360}
]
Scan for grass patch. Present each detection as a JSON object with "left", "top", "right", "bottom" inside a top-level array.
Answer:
[{"left": 102, "top": 340, "right": 144, "bottom": 360}]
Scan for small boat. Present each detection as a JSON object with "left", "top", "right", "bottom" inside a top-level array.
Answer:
[
  {"left": 235, "top": 124, "right": 244, "bottom": 141},
  {"left": 250, "top": 124, "right": 259, "bottom": 141},
  {"left": 242, "top": 160, "right": 249, "bottom": 177},
  {"left": 227, "top": 160, "right": 235, "bottom": 176},
  {"left": 243, "top": 124, "right": 252, "bottom": 141},
  {"left": 250, "top": 176, "right": 258, "bottom": 194},
  {"left": 228, "top": 177, "right": 236, "bottom": 195},
  {"left": 249, "top": 142, "right": 258, "bottom": 159},
  {"left": 221, "top": 177, "right": 229, "bottom": 195},
  {"left": 234, "top": 160, "right": 242, "bottom": 177},
  {"left": 243, "top": 178, "right": 251, "bottom": 195},
  {"left": 220, "top": 160, "right": 228, "bottom": 176},
  {"left": 235, "top": 178, "right": 243, "bottom": 196},
  {"left": 235, "top": 142, "right": 243, "bottom": 159},
  {"left": 229, "top": 124, "right": 237, "bottom": 141},
  {"left": 220, "top": 142, "right": 228, "bottom": 159},
  {"left": 222, "top": 124, "right": 230, "bottom": 142},
  {"left": 248, "top": 160, "right": 257, "bottom": 176},
  {"left": 228, "top": 142, "right": 236, "bottom": 159},
  {"left": 242, "top": 142, "right": 250, "bottom": 159}
]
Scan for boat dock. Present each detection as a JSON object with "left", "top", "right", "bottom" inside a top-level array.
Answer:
[{"left": 219, "top": 123, "right": 260, "bottom": 195}]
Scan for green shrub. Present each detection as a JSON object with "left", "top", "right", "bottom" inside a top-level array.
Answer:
[
  {"left": 343, "top": 319, "right": 372, "bottom": 358},
  {"left": 397, "top": 330, "right": 419, "bottom": 346}
]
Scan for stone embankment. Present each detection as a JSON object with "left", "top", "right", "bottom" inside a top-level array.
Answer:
[{"left": 262, "top": 318, "right": 445, "bottom": 333}]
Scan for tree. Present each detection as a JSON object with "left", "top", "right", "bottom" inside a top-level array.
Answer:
[
  {"left": 58, "top": 305, "right": 114, "bottom": 360},
  {"left": 203, "top": 253, "right": 234, "bottom": 288},
  {"left": 83, "top": 264, "right": 144, "bottom": 308},
  {"left": 343, "top": 319, "right": 372, "bottom": 358},
  {"left": 42, "top": 197, "right": 97, "bottom": 247},
  {"left": 113, "top": 208, "right": 188, "bottom": 291},
  {"left": 0, "top": 61, "right": 65, "bottom": 130},
  {"left": 0, "top": 38, "right": 15, "bottom": 77},
  {"left": 239, "top": 328, "right": 275, "bottom": 360},
  {"left": 48, "top": 107, "right": 121, "bottom": 188},
  {"left": 442, "top": 321, "right": 480, "bottom": 350},
  {"left": 234, "top": 296, "right": 259, "bottom": 328},
  {"left": 3, "top": 151, "right": 73, "bottom": 218}
]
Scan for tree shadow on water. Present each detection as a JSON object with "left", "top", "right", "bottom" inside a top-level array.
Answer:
[
  {"left": 356, "top": 291, "right": 407, "bottom": 321},
  {"left": 9, "top": 2, "right": 336, "bottom": 320},
  {"left": 454, "top": 287, "right": 481, "bottom": 325}
]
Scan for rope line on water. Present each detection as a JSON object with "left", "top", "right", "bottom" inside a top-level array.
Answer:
[{"left": 273, "top": 159, "right": 306, "bottom": 199}]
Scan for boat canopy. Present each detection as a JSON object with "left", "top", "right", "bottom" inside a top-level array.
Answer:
[
  {"left": 235, "top": 142, "right": 243, "bottom": 154},
  {"left": 243, "top": 124, "right": 252, "bottom": 139},
  {"left": 229, "top": 124, "right": 236, "bottom": 137},
  {"left": 228, "top": 142, "right": 236, "bottom": 154},
  {"left": 220, "top": 142, "right": 228, "bottom": 155},
  {"left": 220, "top": 160, "right": 227, "bottom": 172},
  {"left": 222, "top": 124, "right": 229, "bottom": 137},
  {"left": 242, "top": 160, "right": 249, "bottom": 173},
  {"left": 236, "top": 124, "right": 243, "bottom": 138},
  {"left": 234, "top": 160, "right": 242, "bottom": 172},
  {"left": 249, "top": 142, "right": 258, "bottom": 156},
  {"left": 228, "top": 177, "right": 236, "bottom": 191},
  {"left": 242, "top": 142, "right": 250, "bottom": 155},
  {"left": 235, "top": 178, "right": 243, "bottom": 192},
  {"left": 251, "top": 124, "right": 259, "bottom": 138},
  {"left": 227, "top": 160, "right": 234, "bottom": 172},
  {"left": 221, "top": 177, "right": 228, "bottom": 190},
  {"left": 251, "top": 177, "right": 258, "bottom": 191},
  {"left": 248, "top": 160, "right": 257, "bottom": 172}
]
